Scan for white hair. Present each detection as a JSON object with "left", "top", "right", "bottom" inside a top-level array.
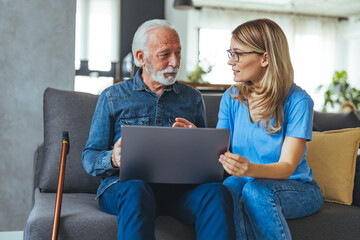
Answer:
[{"left": 132, "top": 19, "right": 177, "bottom": 67}]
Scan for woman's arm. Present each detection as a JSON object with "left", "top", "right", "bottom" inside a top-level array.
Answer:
[{"left": 220, "top": 136, "right": 306, "bottom": 179}]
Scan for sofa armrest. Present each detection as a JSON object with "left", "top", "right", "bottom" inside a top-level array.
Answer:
[
  {"left": 32, "top": 144, "right": 44, "bottom": 206},
  {"left": 353, "top": 155, "right": 360, "bottom": 206}
]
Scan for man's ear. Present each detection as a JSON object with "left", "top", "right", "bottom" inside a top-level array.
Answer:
[
  {"left": 136, "top": 50, "right": 146, "bottom": 67},
  {"left": 261, "top": 52, "right": 268, "bottom": 67}
]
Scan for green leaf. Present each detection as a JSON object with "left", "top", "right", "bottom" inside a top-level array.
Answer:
[{"left": 318, "top": 70, "right": 359, "bottom": 112}]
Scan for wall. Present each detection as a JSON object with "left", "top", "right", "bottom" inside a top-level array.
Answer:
[
  {"left": 120, "top": 0, "right": 164, "bottom": 78},
  {"left": 165, "top": 0, "right": 190, "bottom": 81},
  {"left": 0, "top": 0, "right": 76, "bottom": 231},
  {"left": 164, "top": 0, "right": 201, "bottom": 82}
]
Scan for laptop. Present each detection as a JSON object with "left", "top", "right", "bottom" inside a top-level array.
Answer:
[{"left": 119, "top": 125, "right": 230, "bottom": 184}]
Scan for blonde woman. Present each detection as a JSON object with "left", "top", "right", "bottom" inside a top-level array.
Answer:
[{"left": 174, "top": 18, "right": 323, "bottom": 239}]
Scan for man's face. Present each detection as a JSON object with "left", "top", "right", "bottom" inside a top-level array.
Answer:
[{"left": 143, "top": 28, "right": 181, "bottom": 85}]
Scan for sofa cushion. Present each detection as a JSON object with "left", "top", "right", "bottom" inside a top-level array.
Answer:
[
  {"left": 313, "top": 111, "right": 360, "bottom": 131},
  {"left": 287, "top": 202, "right": 360, "bottom": 240},
  {"left": 202, "top": 94, "right": 222, "bottom": 128},
  {"left": 306, "top": 128, "right": 360, "bottom": 205},
  {"left": 24, "top": 189, "right": 117, "bottom": 240},
  {"left": 38, "top": 88, "right": 100, "bottom": 193},
  {"left": 24, "top": 189, "right": 196, "bottom": 240}
]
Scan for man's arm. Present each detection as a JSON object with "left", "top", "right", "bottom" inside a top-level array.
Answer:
[{"left": 82, "top": 92, "right": 118, "bottom": 177}]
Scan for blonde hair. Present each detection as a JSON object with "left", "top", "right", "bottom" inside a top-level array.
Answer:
[{"left": 230, "top": 18, "right": 294, "bottom": 134}]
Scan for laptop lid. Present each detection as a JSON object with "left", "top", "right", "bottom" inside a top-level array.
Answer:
[{"left": 120, "top": 125, "right": 230, "bottom": 184}]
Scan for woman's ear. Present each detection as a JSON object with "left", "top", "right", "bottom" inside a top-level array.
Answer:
[
  {"left": 261, "top": 52, "right": 269, "bottom": 67},
  {"left": 136, "top": 50, "right": 146, "bottom": 67}
]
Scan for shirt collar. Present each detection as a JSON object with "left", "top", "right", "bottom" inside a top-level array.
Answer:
[
  {"left": 133, "top": 68, "right": 147, "bottom": 91},
  {"left": 133, "top": 68, "right": 180, "bottom": 94}
]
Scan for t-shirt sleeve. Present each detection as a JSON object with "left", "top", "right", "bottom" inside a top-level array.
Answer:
[
  {"left": 285, "top": 96, "right": 314, "bottom": 141},
  {"left": 216, "top": 90, "right": 231, "bottom": 129}
]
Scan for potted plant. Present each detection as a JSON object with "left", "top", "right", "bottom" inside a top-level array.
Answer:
[
  {"left": 317, "top": 70, "right": 360, "bottom": 112},
  {"left": 187, "top": 64, "right": 212, "bottom": 84}
]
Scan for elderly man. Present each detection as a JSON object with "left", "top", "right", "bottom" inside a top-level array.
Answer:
[{"left": 82, "top": 19, "right": 235, "bottom": 240}]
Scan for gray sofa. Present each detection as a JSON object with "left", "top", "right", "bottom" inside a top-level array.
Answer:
[{"left": 24, "top": 87, "right": 360, "bottom": 240}]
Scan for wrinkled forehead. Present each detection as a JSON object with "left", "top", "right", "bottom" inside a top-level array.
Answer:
[{"left": 147, "top": 28, "right": 181, "bottom": 50}]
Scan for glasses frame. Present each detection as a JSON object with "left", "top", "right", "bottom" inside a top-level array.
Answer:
[{"left": 226, "top": 49, "right": 262, "bottom": 62}]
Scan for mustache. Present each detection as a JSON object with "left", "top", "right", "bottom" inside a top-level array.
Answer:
[{"left": 161, "top": 67, "right": 179, "bottom": 74}]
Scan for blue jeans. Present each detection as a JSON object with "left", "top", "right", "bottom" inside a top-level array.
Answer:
[
  {"left": 99, "top": 180, "right": 236, "bottom": 240},
  {"left": 223, "top": 177, "right": 323, "bottom": 240}
]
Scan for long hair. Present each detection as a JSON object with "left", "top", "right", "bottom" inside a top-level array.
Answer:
[
  {"left": 132, "top": 19, "right": 176, "bottom": 67},
  {"left": 230, "top": 18, "right": 294, "bottom": 134}
]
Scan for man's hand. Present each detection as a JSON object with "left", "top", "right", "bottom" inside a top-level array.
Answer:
[
  {"left": 172, "top": 117, "right": 197, "bottom": 128},
  {"left": 111, "top": 137, "right": 121, "bottom": 168}
]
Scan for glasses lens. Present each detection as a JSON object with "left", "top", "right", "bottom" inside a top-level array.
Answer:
[{"left": 227, "top": 50, "right": 237, "bottom": 61}]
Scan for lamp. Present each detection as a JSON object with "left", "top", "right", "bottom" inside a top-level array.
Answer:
[{"left": 173, "top": 0, "right": 193, "bottom": 10}]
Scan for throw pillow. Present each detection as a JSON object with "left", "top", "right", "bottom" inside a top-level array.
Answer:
[{"left": 306, "top": 128, "right": 360, "bottom": 205}]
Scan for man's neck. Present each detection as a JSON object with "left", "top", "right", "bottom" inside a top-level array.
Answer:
[{"left": 141, "top": 71, "right": 167, "bottom": 96}]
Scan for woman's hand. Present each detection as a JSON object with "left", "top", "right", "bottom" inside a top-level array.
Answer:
[
  {"left": 219, "top": 151, "right": 250, "bottom": 177},
  {"left": 172, "top": 117, "right": 197, "bottom": 128}
]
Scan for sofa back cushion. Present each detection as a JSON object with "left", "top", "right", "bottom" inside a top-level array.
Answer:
[
  {"left": 38, "top": 88, "right": 100, "bottom": 193},
  {"left": 313, "top": 111, "right": 360, "bottom": 131},
  {"left": 203, "top": 94, "right": 222, "bottom": 128},
  {"left": 38, "top": 88, "right": 224, "bottom": 193}
]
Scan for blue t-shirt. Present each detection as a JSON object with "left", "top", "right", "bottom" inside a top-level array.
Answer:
[{"left": 217, "top": 84, "right": 314, "bottom": 182}]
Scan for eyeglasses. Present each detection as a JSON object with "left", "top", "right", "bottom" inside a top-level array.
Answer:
[{"left": 226, "top": 49, "right": 262, "bottom": 62}]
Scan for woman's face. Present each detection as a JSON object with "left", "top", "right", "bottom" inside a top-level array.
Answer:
[{"left": 228, "top": 37, "right": 268, "bottom": 84}]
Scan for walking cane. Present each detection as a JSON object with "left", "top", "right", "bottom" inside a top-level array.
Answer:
[{"left": 51, "top": 131, "right": 70, "bottom": 240}]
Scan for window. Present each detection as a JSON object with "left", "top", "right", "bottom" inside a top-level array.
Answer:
[
  {"left": 74, "top": 0, "right": 120, "bottom": 94},
  {"left": 190, "top": 8, "right": 342, "bottom": 110},
  {"left": 198, "top": 28, "right": 233, "bottom": 85}
]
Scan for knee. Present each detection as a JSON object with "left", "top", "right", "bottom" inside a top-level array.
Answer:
[
  {"left": 122, "top": 180, "right": 153, "bottom": 198},
  {"left": 242, "top": 179, "right": 272, "bottom": 204},
  {"left": 199, "top": 183, "right": 233, "bottom": 205},
  {"left": 223, "top": 176, "right": 248, "bottom": 199},
  {"left": 108, "top": 180, "right": 154, "bottom": 203}
]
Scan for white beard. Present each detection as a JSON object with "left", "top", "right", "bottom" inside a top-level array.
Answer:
[{"left": 145, "top": 60, "right": 179, "bottom": 86}]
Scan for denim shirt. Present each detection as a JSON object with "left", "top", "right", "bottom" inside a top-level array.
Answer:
[{"left": 82, "top": 69, "right": 206, "bottom": 199}]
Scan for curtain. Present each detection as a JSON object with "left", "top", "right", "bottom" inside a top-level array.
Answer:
[{"left": 193, "top": 7, "right": 341, "bottom": 110}]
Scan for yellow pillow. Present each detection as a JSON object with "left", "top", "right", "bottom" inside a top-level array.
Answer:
[{"left": 306, "top": 128, "right": 360, "bottom": 205}]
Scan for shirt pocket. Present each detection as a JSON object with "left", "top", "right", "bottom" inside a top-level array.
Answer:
[
  {"left": 168, "top": 114, "right": 176, "bottom": 126},
  {"left": 167, "top": 112, "right": 196, "bottom": 127},
  {"left": 118, "top": 116, "right": 150, "bottom": 126}
]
